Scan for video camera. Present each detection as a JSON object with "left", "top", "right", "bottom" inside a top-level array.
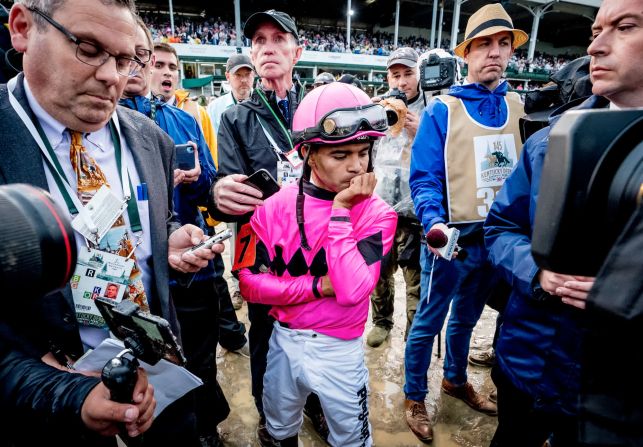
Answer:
[
  {"left": 532, "top": 108, "right": 643, "bottom": 276},
  {"left": 419, "top": 52, "right": 457, "bottom": 91}
]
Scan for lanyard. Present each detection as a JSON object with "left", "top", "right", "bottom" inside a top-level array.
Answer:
[
  {"left": 7, "top": 77, "right": 142, "bottom": 234},
  {"left": 254, "top": 88, "right": 294, "bottom": 150},
  {"left": 256, "top": 115, "right": 286, "bottom": 160},
  {"left": 110, "top": 120, "right": 142, "bottom": 232}
]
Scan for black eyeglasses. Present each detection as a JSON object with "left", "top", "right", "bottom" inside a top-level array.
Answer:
[
  {"left": 135, "top": 48, "right": 153, "bottom": 64},
  {"left": 28, "top": 7, "right": 144, "bottom": 77}
]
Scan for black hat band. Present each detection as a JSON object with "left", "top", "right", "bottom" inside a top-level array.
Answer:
[{"left": 465, "top": 18, "right": 513, "bottom": 41}]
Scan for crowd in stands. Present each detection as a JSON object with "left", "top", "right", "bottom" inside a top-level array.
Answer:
[
  {"left": 140, "top": 13, "right": 579, "bottom": 76},
  {"left": 508, "top": 49, "right": 581, "bottom": 75}
]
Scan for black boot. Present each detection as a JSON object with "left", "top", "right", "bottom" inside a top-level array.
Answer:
[
  {"left": 303, "top": 394, "right": 329, "bottom": 441},
  {"left": 279, "top": 435, "right": 298, "bottom": 447}
]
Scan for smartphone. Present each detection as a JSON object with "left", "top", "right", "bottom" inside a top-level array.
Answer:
[
  {"left": 95, "top": 297, "right": 187, "bottom": 366},
  {"left": 242, "top": 169, "right": 280, "bottom": 199},
  {"left": 187, "top": 228, "right": 233, "bottom": 253},
  {"left": 175, "top": 143, "right": 196, "bottom": 171}
]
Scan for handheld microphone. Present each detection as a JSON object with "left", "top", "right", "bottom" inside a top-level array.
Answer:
[{"left": 426, "top": 227, "right": 460, "bottom": 260}]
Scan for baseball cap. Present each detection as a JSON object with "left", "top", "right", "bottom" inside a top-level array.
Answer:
[
  {"left": 243, "top": 10, "right": 298, "bottom": 40},
  {"left": 314, "top": 72, "right": 335, "bottom": 86},
  {"left": 226, "top": 54, "right": 253, "bottom": 74},
  {"left": 338, "top": 74, "right": 363, "bottom": 90},
  {"left": 386, "top": 47, "right": 419, "bottom": 69}
]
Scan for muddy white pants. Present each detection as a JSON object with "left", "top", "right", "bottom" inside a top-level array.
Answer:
[{"left": 263, "top": 322, "right": 372, "bottom": 447}]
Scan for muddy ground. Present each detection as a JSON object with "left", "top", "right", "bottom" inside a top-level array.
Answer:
[{"left": 216, "top": 237, "right": 499, "bottom": 447}]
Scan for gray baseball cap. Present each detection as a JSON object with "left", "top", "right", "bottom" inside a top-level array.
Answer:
[
  {"left": 387, "top": 47, "right": 419, "bottom": 69},
  {"left": 226, "top": 54, "right": 253, "bottom": 74},
  {"left": 314, "top": 72, "right": 335, "bottom": 86},
  {"left": 243, "top": 10, "right": 298, "bottom": 40}
]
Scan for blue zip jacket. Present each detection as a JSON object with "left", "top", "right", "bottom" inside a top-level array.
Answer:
[
  {"left": 410, "top": 80, "right": 513, "bottom": 239},
  {"left": 120, "top": 95, "right": 217, "bottom": 281},
  {"left": 483, "top": 95, "right": 608, "bottom": 416}
]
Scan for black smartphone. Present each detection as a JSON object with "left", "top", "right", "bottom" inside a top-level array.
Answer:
[
  {"left": 242, "top": 169, "right": 280, "bottom": 199},
  {"left": 175, "top": 143, "right": 196, "bottom": 171},
  {"left": 95, "top": 297, "right": 187, "bottom": 366}
]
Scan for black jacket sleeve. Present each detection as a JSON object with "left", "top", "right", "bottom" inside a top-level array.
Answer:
[
  {"left": 0, "top": 322, "right": 103, "bottom": 445},
  {"left": 208, "top": 105, "right": 254, "bottom": 223}
]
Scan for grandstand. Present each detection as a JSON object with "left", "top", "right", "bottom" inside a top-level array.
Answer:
[
  {"left": 2, "top": 0, "right": 599, "bottom": 96},
  {"left": 137, "top": 0, "right": 598, "bottom": 97}
]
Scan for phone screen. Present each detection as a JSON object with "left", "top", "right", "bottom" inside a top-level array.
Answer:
[{"left": 132, "top": 315, "right": 164, "bottom": 342}]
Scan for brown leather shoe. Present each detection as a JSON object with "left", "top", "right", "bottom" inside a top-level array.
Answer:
[
  {"left": 404, "top": 399, "right": 433, "bottom": 443},
  {"left": 441, "top": 378, "right": 498, "bottom": 416}
]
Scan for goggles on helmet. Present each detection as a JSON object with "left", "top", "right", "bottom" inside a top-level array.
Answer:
[{"left": 292, "top": 104, "right": 390, "bottom": 145}]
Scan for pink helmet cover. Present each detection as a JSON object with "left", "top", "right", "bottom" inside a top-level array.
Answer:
[{"left": 293, "top": 83, "right": 385, "bottom": 151}]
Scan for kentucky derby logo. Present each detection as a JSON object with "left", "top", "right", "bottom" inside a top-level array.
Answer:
[{"left": 474, "top": 134, "right": 518, "bottom": 188}]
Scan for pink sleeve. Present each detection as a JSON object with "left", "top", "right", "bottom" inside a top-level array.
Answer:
[
  {"left": 237, "top": 202, "right": 324, "bottom": 306},
  {"left": 238, "top": 269, "right": 322, "bottom": 305},
  {"left": 326, "top": 206, "right": 397, "bottom": 307}
]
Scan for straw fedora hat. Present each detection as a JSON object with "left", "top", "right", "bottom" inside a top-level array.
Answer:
[{"left": 454, "top": 3, "right": 529, "bottom": 58}]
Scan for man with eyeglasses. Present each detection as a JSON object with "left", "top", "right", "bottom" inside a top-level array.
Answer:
[{"left": 0, "top": 1, "right": 222, "bottom": 445}]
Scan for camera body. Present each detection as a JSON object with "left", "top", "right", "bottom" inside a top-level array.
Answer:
[
  {"left": 380, "top": 87, "right": 407, "bottom": 105},
  {"left": 419, "top": 53, "right": 456, "bottom": 91}
]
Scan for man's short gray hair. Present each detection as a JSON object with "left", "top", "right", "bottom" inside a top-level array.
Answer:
[{"left": 16, "top": 0, "right": 136, "bottom": 30}]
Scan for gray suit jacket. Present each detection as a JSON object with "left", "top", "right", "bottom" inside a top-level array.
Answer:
[{"left": 0, "top": 74, "right": 181, "bottom": 358}]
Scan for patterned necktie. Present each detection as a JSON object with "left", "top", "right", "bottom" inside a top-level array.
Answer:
[
  {"left": 69, "top": 130, "right": 150, "bottom": 313},
  {"left": 278, "top": 99, "right": 290, "bottom": 127}
]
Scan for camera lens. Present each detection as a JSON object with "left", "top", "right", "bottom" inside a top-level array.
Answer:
[{"left": 0, "top": 184, "right": 77, "bottom": 298}]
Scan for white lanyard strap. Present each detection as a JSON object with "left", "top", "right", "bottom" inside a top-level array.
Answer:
[{"left": 256, "top": 114, "right": 285, "bottom": 159}]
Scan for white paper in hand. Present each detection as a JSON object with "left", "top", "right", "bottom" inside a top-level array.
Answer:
[{"left": 73, "top": 337, "right": 202, "bottom": 417}]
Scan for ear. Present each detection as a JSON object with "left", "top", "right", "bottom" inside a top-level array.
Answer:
[
  {"left": 9, "top": 5, "right": 35, "bottom": 53},
  {"left": 300, "top": 143, "right": 310, "bottom": 159},
  {"left": 293, "top": 45, "right": 303, "bottom": 65},
  {"left": 302, "top": 145, "right": 316, "bottom": 167},
  {"left": 250, "top": 46, "right": 258, "bottom": 65}
]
